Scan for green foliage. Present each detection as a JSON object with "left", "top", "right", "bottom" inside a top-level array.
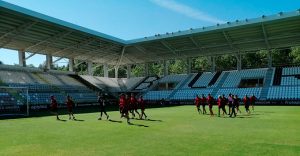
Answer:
[
  {"left": 216, "top": 54, "right": 236, "bottom": 71},
  {"left": 193, "top": 57, "right": 210, "bottom": 72},
  {"left": 93, "top": 65, "right": 104, "bottom": 76},
  {"left": 242, "top": 50, "right": 268, "bottom": 69},
  {"left": 149, "top": 62, "right": 163, "bottom": 76},
  {"left": 272, "top": 49, "right": 293, "bottom": 67},
  {"left": 169, "top": 59, "right": 186, "bottom": 74},
  {"left": 290, "top": 46, "right": 300, "bottom": 65},
  {"left": 131, "top": 64, "right": 145, "bottom": 77}
]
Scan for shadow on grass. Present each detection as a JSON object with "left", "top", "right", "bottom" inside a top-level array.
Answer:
[
  {"left": 73, "top": 119, "right": 84, "bottom": 122},
  {"left": 235, "top": 116, "right": 254, "bottom": 118},
  {"left": 108, "top": 119, "right": 122, "bottom": 123},
  {"left": 128, "top": 122, "right": 149, "bottom": 128},
  {"left": 130, "top": 118, "right": 163, "bottom": 122},
  {"left": 145, "top": 119, "right": 162, "bottom": 122},
  {"left": 57, "top": 119, "right": 67, "bottom": 122}
]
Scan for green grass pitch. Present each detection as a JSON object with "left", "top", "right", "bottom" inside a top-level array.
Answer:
[{"left": 0, "top": 106, "right": 300, "bottom": 156}]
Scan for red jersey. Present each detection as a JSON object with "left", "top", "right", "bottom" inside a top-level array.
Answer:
[
  {"left": 195, "top": 97, "right": 200, "bottom": 106},
  {"left": 250, "top": 96, "right": 256, "bottom": 103},
  {"left": 217, "top": 98, "right": 222, "bottom": 107},
  {"left": 119, "top": 96, "right": 125, "bottom": 107},
  {"left": 201, "top": 97, "right": 207, "bottom": 104},
  {"left": 66, "top": 99, "right": 74, "bottom": 109},
  {"left": 138, "top": 98, "right": 145, "bottom": 109},
  {"left": 130, "top": 96, "right": 137, "bottom": 104},
  {"left": 207, "top": 96, "right": 214, "bottom": 105},
  {"left": 243, "top": 97, "right": 249, "bottom": 105},
  {"left": 51, "top": 99, "right": 58, "bottom": 109}
]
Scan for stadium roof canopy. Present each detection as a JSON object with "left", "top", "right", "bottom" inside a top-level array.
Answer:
[{"left": 0, "top": 1, "right": 300, "bottom": 66}]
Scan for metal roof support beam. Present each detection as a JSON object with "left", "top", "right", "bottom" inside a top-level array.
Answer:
[
  {"left": 235, "top": 53, "right": 242, "bottom": 71},
  {"left": 160, "top": 41, "right": 179, "bottom": 56},
  {"left": 186, "top": 57, "right": 192, "bottom": 74},
  {"left": 52, "top": 37, "right": 96, "bottom": 55},
  {"left": 115, "top": 46, "right": 126, "bottom": 70},
  {"left": 267, "top": 50, "right": 272, "bottom": 68},
  {"left": 25, "top": 31, "right": 73, "bottom": 51},
  {"left": 163, "top": 60, "right": 169, "bottom": 77},
  {"left": 114, "top": 46, "right": 126, "bottom": 78},
  {"left": 0, "top": 22, "right": 37, "bottom": 48},
  {"left": 222, "top": 31, "right": 236, "bottom": 51},
  {"left": 71, "top": 44, "right": 118, "bottom": 58},
  {"left": 134, "top": 45, "right": 158, "bottom": 61},
  {"left": 189, "top": 37, "right": 202, "bottom": 51},
  {"left": 0, "top": 21, "right": 37, "bottom": 40},
  {"left": 114, "top": 66, "right": 119, "bottom": 78},
  {"left": 261, "top": 23, "right": 271, "bottom": 50},
  {"left": 25, "top": 52, "right": 36, "bottom": 60},
  {"left": 127, "top": 64, "right": 131, "bottom": 79},
  {"left": 209, "top": 56, "right": 216, "bottom": 72}
]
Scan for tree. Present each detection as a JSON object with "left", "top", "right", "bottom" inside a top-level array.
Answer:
[
  {"left": 0, "top": 60, "right": 3, "bottom": 65},
  {"left": 193, "top": 57, "right": 210, "bottom": 72},
  {"left": 169, "top": 59, "right": 186, "bottom": 74},
  {"left": 272, "top": 49, "right": 293, "bottom": 67},
  {"left": 242, "top": 50, "right": 268, "bottom": 69},
  {"left": 290, "top": 46, "right": 300, "bottom": 65},
  {"left": 131, "top": 64, "right": 145, "bottom": 77},
  {"left": 215, "top": 54, "right": 236, "bottom": 71}
]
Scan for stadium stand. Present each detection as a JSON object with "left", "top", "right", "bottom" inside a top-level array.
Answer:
[
  {"left": 143, "top": 91, "right": 172, "bottom": 101},
  {"left": 2, "top": 65, "right": 300, "bottom": 106},
  {"left": 0, "top": 65, "right": 98, "bottom": 105},
  {"left": 193, "top": 72, "right": 216, "bottom": 88},
  {"left": 222, "top": 68, "right": 268, "bottom": 87},
  {"left": 140, "top": 67, "right": 300, "bottom": 102}
]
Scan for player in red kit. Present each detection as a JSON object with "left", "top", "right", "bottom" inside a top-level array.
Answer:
[
  {"left": 124, "top": 94, "right": 131, "bottom": 124},
  {"left": 250, "top": 94, "right": 256, "bottom": 111},
  {"left": 50, "top": 95, "right": 60, "bottom": 120},
  {"left": 130, "top": 93, "right": 140, "bottom": 119},
  {"left": 201, "top": 94, "right": 207, "bottom": 114},
  {"left": 194, "top": 95, "right": 201, "bottom": 114},
  {"left": 138, "top": 95, "right": 147, "bottom": 119},
  {"left": 66, "top": 95, "right": 76, "bottom": 120},
  {"left": 119, "top": 94, "right": 126, "bottom": 116},
  {"left": 243, "top": 95, "right": 251, "bottom": 114},
  {"left": 207, "top": 94, "right": 214, "bottom": 116}
]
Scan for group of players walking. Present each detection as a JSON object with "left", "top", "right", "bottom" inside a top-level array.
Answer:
[
  {"left": 49, "top": 92, "right": 147, "bottom": 124},
  {"left": 194, "top": 93, "right": 256, "bottom": 117},
  {"left": 119, "top": 93, "right": 147, "bottom": 124},
  {"left": 49, "top": 92, "right": 256, "bottom": 121}
]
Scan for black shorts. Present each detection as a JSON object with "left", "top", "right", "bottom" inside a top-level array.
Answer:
[
  {"left": 68, "top": 107, "right": 73, "bottom": 112},
  {"left": 100, "top": 106, "right": 106, "bottom": 112},
  {"left": 51, "top": 107, "right": 57, "bottom": 112},
  {"left": 121, "top": 106, "right": 128, "bottom": 114}
]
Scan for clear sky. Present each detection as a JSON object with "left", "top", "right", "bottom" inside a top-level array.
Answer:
[{"left": 0, "top": 0, "right": 300, "bottom": 67}]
